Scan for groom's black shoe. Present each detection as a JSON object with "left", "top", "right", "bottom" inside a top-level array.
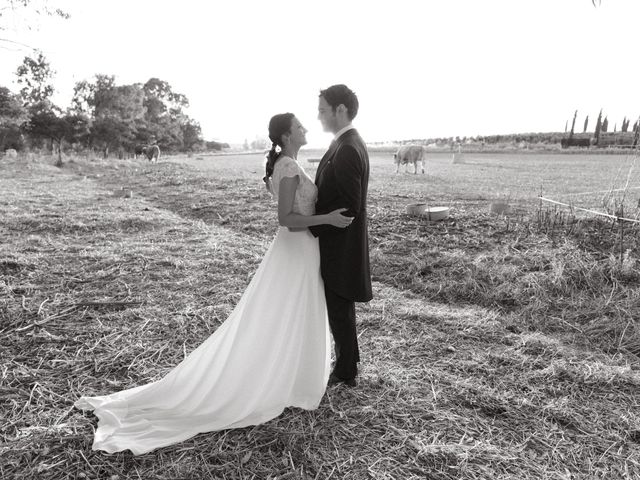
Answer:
[{"left": 328, "top": 373, "right": 357, "bottom": 388}]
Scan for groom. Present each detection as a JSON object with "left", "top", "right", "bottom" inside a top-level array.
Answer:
[{"left": 309, "top": 84, "right": 372, "bottom": 388}]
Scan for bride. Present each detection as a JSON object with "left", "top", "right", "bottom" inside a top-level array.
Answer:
[{"left": 74, "top": 112, "right": 353, "bottom": 455}]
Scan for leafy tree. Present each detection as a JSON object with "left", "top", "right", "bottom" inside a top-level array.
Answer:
[
  {"left": 182, "top": 120, "right": 202, "bottom": 151},
  {"left": 70, "top": 75, "right": 145, "bottom": 155},
  {"left": 205, "top": 140, "right": 228, "bottom": 151},
  {"left": 70, "top": 78, "right": 97, "bottom": 115},
  {"left": 92, "top": 82, "right": 145, "bottom": 155},
  {"left": 0, "top": 86, "right": 28, "bottom": 150},
  {"left": 621, "top": 117, "right": 629, "bottom": 133},
  {"left": 602, "top": 116, "right": 609, "bottom": 133},
  {"left": 69, "top": 75, "right": 202, "bottom": 155},
  {"left": 26, "top": 103, "right": 75, "bottom": 165},
  {"left": 0, "top": 86, "right": 27, "bottom": 125},
  {"left": 91, "top": 117, "right": 130, "bottom": 158},
  {"left": 583, "top": 115, "right": 589, "bottom": 133},
  {"left": 65, "top": 112, "right": 90, "bottom": 146},
  {"left": 15, "top": 51, "right": 55, "bottom": 109},
  {"left": 594, "top": 109, "right": 603, "bottom": 145},
  {"left": 142, "top": 77, "right": 192, "bottom": 151},
  {"left": 143, "top": 78, "right": 189, "bottom": 120}
]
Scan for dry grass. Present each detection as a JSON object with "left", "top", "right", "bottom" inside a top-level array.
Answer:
[{"left": 1, "top": 151, "right": 639, "bottom": 479}]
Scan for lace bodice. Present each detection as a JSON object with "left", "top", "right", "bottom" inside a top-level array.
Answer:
[{"left": 271, "top": 156, "right": 317, "bottom": 216}]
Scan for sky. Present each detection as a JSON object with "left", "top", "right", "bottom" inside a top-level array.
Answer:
[{"left": 1, "top": 0, "right": 639, "bottom": 147}]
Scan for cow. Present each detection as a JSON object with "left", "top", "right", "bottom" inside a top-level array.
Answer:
[
  {"left": 394, "top": 145, "right": 425, "bottom": 174},
  {"left": 135, "top": 145, "right": 161, "bottom": 162}
]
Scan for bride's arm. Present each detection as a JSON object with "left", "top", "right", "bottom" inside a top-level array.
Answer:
[{"left": 278, "top": 176, "right": 352, "bottom": 229}]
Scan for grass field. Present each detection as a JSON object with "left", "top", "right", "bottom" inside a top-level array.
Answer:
[{"left": 1, "top": 150, "right": 640, "bottom": 479}]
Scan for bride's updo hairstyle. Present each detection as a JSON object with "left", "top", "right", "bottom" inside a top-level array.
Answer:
[{"left": 263, "top": 112, "right": 295, "bottom": 191}]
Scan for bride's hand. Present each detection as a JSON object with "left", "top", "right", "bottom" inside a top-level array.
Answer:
[{"left": 327, "top": 208, "right": 354, "bottom": 228}]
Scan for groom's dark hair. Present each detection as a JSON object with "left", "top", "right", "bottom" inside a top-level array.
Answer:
[{"left": 319, "top": 84, "right": 359, "bottom": 120}]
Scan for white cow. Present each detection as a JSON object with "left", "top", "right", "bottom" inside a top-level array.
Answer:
[{"left": 394, "top": 145, "right": 425, "bottom": 174}]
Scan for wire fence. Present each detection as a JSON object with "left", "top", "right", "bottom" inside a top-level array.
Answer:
[{"left": 537, "top": 196, "right": 640, "bottom": 224}]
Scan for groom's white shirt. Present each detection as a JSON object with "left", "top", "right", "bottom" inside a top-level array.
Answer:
[{"left": 334, "top": 124, "right": 355, "bottom": 142}]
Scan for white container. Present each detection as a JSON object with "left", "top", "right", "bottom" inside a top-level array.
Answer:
[
  {"left": 406, "top": 204, "right": 450, "bottom": 220},
  {"left": 423, "top": 206, "right": 449, "bottom": 221}
]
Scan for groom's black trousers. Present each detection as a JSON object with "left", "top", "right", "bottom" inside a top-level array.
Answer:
[{"left": 324, "top": 287, "right": 360, "bottom": 380}]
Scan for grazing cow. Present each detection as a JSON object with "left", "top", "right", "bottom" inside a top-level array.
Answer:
[
  {"left": 394, "top": 145, "right": 425, "bottom": 174},
  {"left": 142, "top": 145, "right": 161, "bottom": 162}
]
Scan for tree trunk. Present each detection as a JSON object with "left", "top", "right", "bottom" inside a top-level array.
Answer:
[{"left": 54, "top": 139, "right": 63, "bottom": 167}]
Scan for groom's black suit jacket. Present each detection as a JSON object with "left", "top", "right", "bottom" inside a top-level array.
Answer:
[{"left": 309, "top": 129, "right": 373, "bottom": 302}]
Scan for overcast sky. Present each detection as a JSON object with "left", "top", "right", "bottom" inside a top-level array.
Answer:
[{"left": 1, "top": 0, "right": 638, "bottom": 147}]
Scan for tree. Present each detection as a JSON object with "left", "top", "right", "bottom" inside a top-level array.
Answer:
[
  {"left": 27, "top": 108, "right": 66, "bottom": 165},
  {"left": 181, "top": 120, "right": 202, "bottom": 151},
  {"left": 92, "top": 82, "right": 146, "bottom": 156},
  {"left": 0, "top": 87, "right": 27, "bottom": 125},
  {"left": 621, "top": 117, "right": 629, "bottom": 133},
  {"left": 0, "top": 86, "right": 28, "bottom": 150},
  {"left": 142, "top": 78, "right": 192, "bottom": 151},
  {"left": 143, "top": 78, "right": 189, "bottom": 115},
  {"left": 65, "top": 112, "right": 90, "bottom": 147},
  {"left": 91, "top": 117, "right": 130, "bottom": 158},
  {"left": 602, "top": 116, "right": 609, "bottom": 133},
  {"left": 594, "top": 109, "right": 603, "bottom": 145},
  {"left": 205, "top": 140, "right": 228, "bottom": 151},
  {"left": 583, "top": 115, "right": 589, "bottom": 133},
  {"left": 15, "top": 51, "right": 55, "bottom": 109},
  {"left": 569, "top": 110, "right": 577, "bottom": 138},
  {"left": 70, "top": 75, "right": 202, "bottom": 154},
  {"left": 70, "top": 75, "right": 146, "bottom": 155},
  {"left": 70, "top": 78, "right": 95, "bottom": 115}
]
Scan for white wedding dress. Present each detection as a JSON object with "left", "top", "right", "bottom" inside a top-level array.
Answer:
[{"left": 74, "top": 156, "right": 331, "bottom": 455}]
